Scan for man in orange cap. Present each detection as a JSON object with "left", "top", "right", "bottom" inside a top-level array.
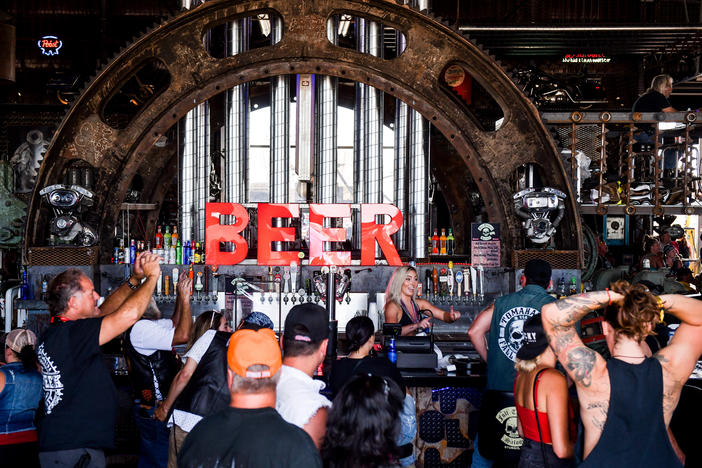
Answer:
[{"left": 177, "top": 329, "right": 321, "bottom": 468}]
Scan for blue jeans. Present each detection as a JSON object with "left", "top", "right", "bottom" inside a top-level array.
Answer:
[
  {"left": 133, "top": 405, "right": 169, "bottom": 468},
  {"left": 397, "top": 394, "right": 417, "bottom": 466},
  {"left": 471, "top": 434, "right": 494, "bottom": 468}
]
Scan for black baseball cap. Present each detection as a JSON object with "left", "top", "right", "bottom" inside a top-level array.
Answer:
[
  {"left": 524, "top": 259, "right": 552, "bottom": 284},
  {"left": 516, "top": 313, "right": 550, "bottom": 360},
  {"left": 284, "top": 303, "right": 329, "bottom": 343}
]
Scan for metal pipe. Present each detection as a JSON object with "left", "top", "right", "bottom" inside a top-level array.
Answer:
[
  {"left": 225, "top": 19, "right": 249, "bottom": 205},
  {"left": 316, "top": 18, "right": 338, "bottom": 204},
  {"left": 409, "top": 110, "right": 428, "bottom": 259},
  {"left": 4, "top": 286, "right": 21, "bottom": 333},
  {"left": 459, "top": 26, "right": 702, "bottom": 32}
]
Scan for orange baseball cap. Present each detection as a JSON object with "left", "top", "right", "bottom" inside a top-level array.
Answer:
[{"left": 227, "top": 328, "right": 282, "bottom": 379}]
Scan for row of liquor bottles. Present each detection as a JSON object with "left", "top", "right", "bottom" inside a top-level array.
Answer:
[
  {"left": 429, "top": 228, "right": 455, "bottom": 256},
  {"left": 113, "top": 225, "right": 206, "bottom": 265}
]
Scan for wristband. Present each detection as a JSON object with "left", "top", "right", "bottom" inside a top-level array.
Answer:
[
  {"left": 656, "top": 296, "right": 665, "bottom": 322},
  {"left": 126, "top": 275, "right": 139, "bottom": 290},
  {"left": 605, "top": 288, "right": 612, "bottom": 306}
]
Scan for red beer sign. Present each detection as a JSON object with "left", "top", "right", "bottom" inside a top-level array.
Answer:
[{"left": 205, "top": 203, "right": 403, "bottom": 266}]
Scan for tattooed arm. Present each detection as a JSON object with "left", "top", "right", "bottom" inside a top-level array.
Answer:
[{"left": 542, "top": 292, "right": 616, "bottom": 458}]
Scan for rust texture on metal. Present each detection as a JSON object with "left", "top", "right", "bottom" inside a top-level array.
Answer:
[{"left": 26, "top": 0, "right": 582, "bottom": 263}]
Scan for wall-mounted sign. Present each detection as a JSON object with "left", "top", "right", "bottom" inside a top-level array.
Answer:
[
  {"left": 562, "top": 53, "right": 611, "bottom": 64},
  {"left": 205, "top": 203, "right": 403, "bottom": 266},
  {"left": 471, "top": 222, "right": 500, "bottom": 267},
  {"left": 38, "top": 35, "right": 62, "bottom": 56}
]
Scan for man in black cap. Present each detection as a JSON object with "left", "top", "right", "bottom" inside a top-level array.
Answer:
[
  {"left": 275, "top": 303, "right": 331, "bottom": 449},
  {"left": 468, "top": 259, "right": 555, "bottom": 468}
]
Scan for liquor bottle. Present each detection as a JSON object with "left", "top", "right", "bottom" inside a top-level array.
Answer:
[
  {"left": 171, "top": 226, "right": 179, "bottom": 249},
  {"left": 163, "top": 226, "right": 171, "bottom": 250},
  {"left": 387, "top": 337, "right": 397, "bottom": 364},
  {"left": 176, "top": 239, "right": 183, "bottom": 265},
  {"left": 557, "top": 276, "right": 567, "bottom": 298},
  {"left": 41, "top": 275, "right": 49, "bottom": 302},
  {"left": 431, "top": 229, "right": 439, "bottom": 255},
  {"left": 427, "top": 236, "right": 433, "bottom": 257},
  {"left": 193, "top": 242, "right": 202, "bottom": 264},
  {"left": 569, "top": 277, "right": 577, "bottom": 296},
  {"left": 184, "top": 241, "right": 191, "bottom": 265},
  {"left": 118, "top": 238, "right": 126, "bottom": 264},
  {"left": 20, "top": 268, "right": 30, "bottom": 300},
  {"left": 447, "top": 228, "right": 455, "bottom": 256},
  {"left": 200, "top": 242, "right": 205, "bottom": 264},
  {"left": 130, "top": 239, "right": 136, "bottom": 264},
  {"left": 155, "top": 226, "right": 163, "bottom": 249},
  {"left": 440, "top": 229, "right": 447, "bottom": 255}
]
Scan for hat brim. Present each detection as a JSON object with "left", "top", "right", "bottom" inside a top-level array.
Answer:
[{"left": 516, "top": 342, "right": 549, "bottom": 361}]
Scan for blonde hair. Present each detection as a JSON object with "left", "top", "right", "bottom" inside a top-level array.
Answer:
[
  {"left": 385, "top": 266, "right": 417, "bottom": 308},
  {"left": 187, "top": 311, "right": 223, "bottom": 351},
  {"left": 650, "top": 74, "right": 673, "bottom": 94},
  {"left": 514, "top": 354, "right": 543, "bottom": 373}
]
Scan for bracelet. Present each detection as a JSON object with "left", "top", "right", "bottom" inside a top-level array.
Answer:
[
  {"left": 605, "top": 288, "right": 612, "bottom": 306},
  {"left": 656, "top": 296, "right": 665, "bottom": 322},
  {"left": 126, "top": 275, "right": 139, "bottom": 290}
]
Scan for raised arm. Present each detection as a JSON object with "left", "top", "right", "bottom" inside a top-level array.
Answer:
[
  {"left": 99, "top": 253, "right": 161, "bottom": 345},
  {"left": 154, "top": 356, "right": 197, "bottom": 421},
  {"left": 467, "top": 304, "right": 493, "bottom": 362},
  {"left": 654, "top": 295, "right": 702, "bottom": 424},
  {"left": 171, "top": 271, "right": 193, "bottom": 345},
  {"left": 99, "top": 251, "right": 148, "bottom": 316},
  {"left": 541, "top": 291, "right": 614, "bottom": 390}
]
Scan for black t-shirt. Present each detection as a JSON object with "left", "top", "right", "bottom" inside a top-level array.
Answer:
[
  {"left": 36, "top": 317, "right": 118, "bottom": 451},
  {"left": 178, "top": 406, "right": 322, "bottom": 468},
  {"left": 329, "top": 356, "right": 406, "bottom": 398},
  {"left": 632, "top": 90, "right": 671, "bottom": 113}
]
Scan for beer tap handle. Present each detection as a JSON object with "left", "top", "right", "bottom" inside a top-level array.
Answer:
[
  {"left": 447, "top": 261, "right": 455, "bottom": 297},
  {"left": 156, "top": 271, "right": 162, "bottom": 300},
  {"left": 290, "top": 261, "right": 298, "bottom": 295},
  {"left": 455, "top": 269, "right": 463, "bottom": 298},
  {"left": 283, "top": 267, "right": 291, "bottom": 294}
]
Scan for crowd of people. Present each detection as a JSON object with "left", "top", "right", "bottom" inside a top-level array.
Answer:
[{"left": 1, "top": 252, "right": 702, "bottom": 468}]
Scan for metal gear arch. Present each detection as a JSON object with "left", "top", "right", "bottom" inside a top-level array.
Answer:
[{"left": 26, "top": 0, "right": 582, "bottom": 263}]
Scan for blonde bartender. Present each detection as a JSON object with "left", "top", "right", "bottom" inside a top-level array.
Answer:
[{"left": 384, "top": 265, "right": 461, "bottom": 336}]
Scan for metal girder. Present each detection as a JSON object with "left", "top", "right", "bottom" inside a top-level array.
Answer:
[{"left": 25, "top": 0, "right": 582, "bottom": 263}]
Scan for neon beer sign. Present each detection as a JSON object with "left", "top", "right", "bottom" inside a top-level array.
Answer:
[
  {"left": 38, "top": 36, "right": 63, "bottom": 56},
  {"left": 205, "top": 203, "right": 403, "bottom": 266}
]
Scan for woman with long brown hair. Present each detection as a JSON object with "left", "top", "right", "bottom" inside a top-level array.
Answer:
[{"left": 542, "top": 281, "right": 702, "bottom": 467}]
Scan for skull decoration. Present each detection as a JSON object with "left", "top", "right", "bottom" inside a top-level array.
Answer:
[
  {"left": 505, "top": 416, "right": 520, "bottom": 439},
  {"left": 509, "top": 320, "right": 525, "bottom": 352}
]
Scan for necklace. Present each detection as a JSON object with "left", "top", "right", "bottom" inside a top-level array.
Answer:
[{"left": 611, "top": 354, "right": 645, "bottom": 359}]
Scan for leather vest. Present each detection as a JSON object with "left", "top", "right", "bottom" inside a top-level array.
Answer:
[
  {"left": 174, "top": 331, "right": 232, "bottom": 418},
  {"left": 124, "top": 325, "right": 182, "bottom": 406}
]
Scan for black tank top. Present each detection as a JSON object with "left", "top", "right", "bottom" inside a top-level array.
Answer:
[
  {"left": 398, "top": 299, "right": 420, "bottom": 326},
  {"left": 580, "top": 357, "right": 682, "bottom": 468}
]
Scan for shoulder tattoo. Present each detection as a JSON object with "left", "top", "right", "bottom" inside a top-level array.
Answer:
[{"left": 566, "top": 347, "right": 597, "bottom": 387}]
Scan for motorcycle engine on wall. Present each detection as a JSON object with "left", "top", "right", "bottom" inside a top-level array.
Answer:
[
  {"left": 513, "top": 187, "right": 566, "bottom": 247},
  {"left": 39, "top": 184, "right": 98, "bottom": 246}
]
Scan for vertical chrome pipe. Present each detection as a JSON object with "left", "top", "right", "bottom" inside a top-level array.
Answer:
[
  {"left": 225, "top": 19, "right": 249, "bottom": 205},
  {"left": 180, "top": 102, "right": 210, "bottom": 243},
  {"left": 270, "top": 17, "right": 289, "bottom": 204},
  {"left": 364, "top": 20, "right": 383, "bottom": 206},
  {"left": 393, "top": 32, "right": 408, "bottom": 251},
  {"left": 316, "top": 18, "right": 338, "bottom": 204},
  {"left": 409, "top": 110, "right": 428, "bottom": 259}
]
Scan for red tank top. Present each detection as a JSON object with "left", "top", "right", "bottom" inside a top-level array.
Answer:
[{"left": 514, "top": 370, "right": 573, "bottom": 444}]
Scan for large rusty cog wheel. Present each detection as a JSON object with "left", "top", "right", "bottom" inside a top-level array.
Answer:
[{"left": 26, "top": 0, "right": 583, "bottom": 263}]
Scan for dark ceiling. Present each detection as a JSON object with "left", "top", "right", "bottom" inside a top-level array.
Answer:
[{"left": 2, "top": 0, "right": 702, "bottom": 111}]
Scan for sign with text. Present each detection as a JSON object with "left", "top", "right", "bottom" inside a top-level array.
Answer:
[
  {"left": 205, "top": 203, "right": 403, "bottom": 266},
  {"left": 471, "top": 222, "right": 500, "bottom": 267}
]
